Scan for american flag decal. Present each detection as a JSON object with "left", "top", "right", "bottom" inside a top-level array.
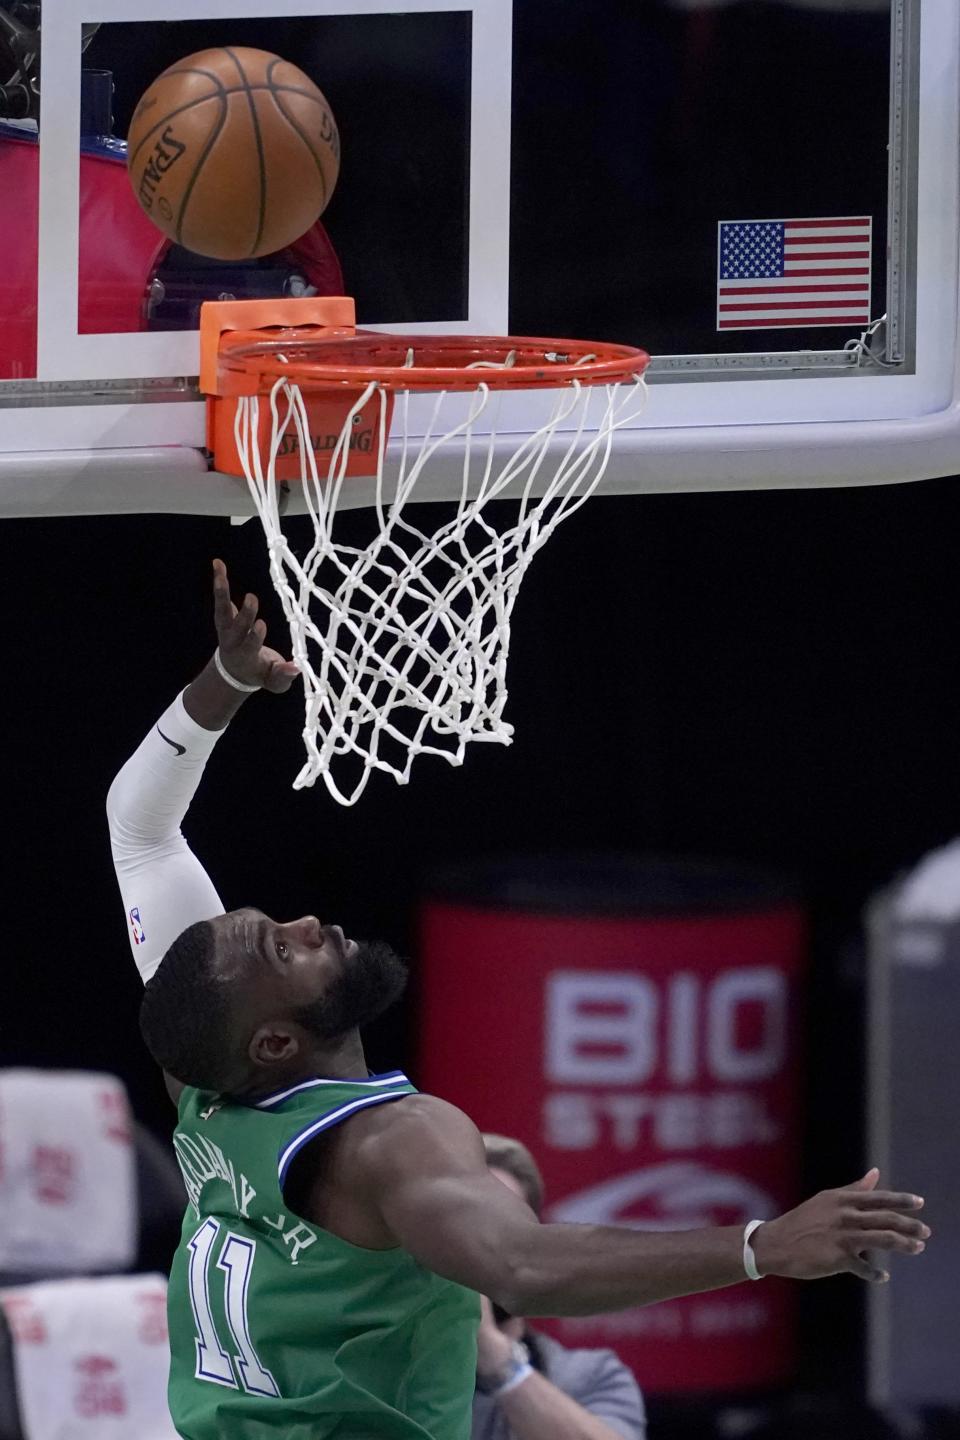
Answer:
[{"left": 717, "top": 216, "right": 872, "bottom": 331}]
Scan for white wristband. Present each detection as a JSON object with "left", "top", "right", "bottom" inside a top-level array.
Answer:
[
  {"left": 491, "top": 1362, "right": 533, "bottom": 1398},
  {"left": 214, "top": 648, "right": 260, "bottom": 693},
  {"left": 743, "top": 1219, "right": 765, "bottom": 1281}
]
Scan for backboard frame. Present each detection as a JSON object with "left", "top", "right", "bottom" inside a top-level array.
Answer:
[{"left": 0, "top": 0, "right": 959, "bottom": 513}]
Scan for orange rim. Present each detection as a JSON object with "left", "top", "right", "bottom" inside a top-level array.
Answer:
[{"left": 217, "top": 330, "right": 651, "bottom": 393}]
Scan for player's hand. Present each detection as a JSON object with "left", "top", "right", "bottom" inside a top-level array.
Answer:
[
  {"left": 212, "top": 558, "right": 300, "bottom": 694},
  {"left": 752, "top": 1168, "right": 930, "bottom": 1284}
]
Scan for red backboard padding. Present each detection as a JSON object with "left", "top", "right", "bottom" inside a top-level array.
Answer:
[
  {"left": 0, "top": 131, "right": 344, "bottom": 381},
  {"left": 0, "top": 133, "right": 168, "bottom": 379}
]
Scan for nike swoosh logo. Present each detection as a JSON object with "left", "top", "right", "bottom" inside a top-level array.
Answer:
[{"left": 156, "top": 726, "right": 186, "bottom": 756}]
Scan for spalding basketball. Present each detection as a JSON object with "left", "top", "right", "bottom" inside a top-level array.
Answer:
[{"left": 127, "top": 46, "right": 340, "bottom": 260}]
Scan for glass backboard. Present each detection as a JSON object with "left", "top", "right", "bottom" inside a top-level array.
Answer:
[{"left": 0, "top": 0, "right": 957, "bottom": 516}]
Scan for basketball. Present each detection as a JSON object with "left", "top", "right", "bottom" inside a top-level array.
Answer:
[{"left": 126, "top": 46, "right": 340, "bottom": 261}]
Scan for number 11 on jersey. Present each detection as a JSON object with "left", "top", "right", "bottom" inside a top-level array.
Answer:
[{"left": 187, "top": 1217, "right": 281, "bottom": 1397}]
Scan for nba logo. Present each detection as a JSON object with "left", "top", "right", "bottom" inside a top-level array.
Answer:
[{"left": 129, "top": 908, "right": 146, "bottom": 946}]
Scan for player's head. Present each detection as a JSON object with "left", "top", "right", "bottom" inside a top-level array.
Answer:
[
  {"left": 482, "top": 1133, "right": 544, "bottom": 1327},
  {"left": 482, "top": 1133, "right": 544, "bottom": 1218},
  {"left": 139, "top": 909, "right": 407, "bottom": 1093}
]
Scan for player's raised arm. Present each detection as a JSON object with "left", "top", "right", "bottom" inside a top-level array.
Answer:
[
  {"left": 106, "top": 558, "right": 299, "bottom": 986},
  {"left": 363, "top": 1096, "right": 930, "bottom": 1315}
]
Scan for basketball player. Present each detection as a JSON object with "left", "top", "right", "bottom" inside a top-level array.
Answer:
[{"left": 108, "top": 560, "right": 931, "bottom": 1440}]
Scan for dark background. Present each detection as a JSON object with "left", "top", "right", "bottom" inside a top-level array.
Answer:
[
  {"left": 3, "top": 476, "right": 959, "bottom": 1426},
  {"left": 5, "top": 0, "right": 956, "bottom": 1434}
]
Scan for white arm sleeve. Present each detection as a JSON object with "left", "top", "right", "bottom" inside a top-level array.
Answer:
[{"left": 106, "top": 690, "right": 227, "bottom": 984}]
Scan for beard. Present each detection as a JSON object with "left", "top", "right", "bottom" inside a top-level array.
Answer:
[{"left": 291, "top": 940, "right": 408, "bottom": 1041}]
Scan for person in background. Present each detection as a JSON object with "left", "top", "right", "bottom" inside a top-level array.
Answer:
[{"left": 473, "top": 1134, "right": 647, "bottom": 1440}]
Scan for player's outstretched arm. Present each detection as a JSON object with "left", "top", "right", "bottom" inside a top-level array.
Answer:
[
  {"left": 364, "top": 1096, "right": 931, "bottom": 1317},
  {"left": 106, "top": 558, "right": 299, "bottom": 985}
]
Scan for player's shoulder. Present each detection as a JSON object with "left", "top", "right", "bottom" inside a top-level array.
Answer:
[
  {"left": 352, "top": 1090, "right": 472, "bottom": 1142},
  {"left": 346, "top": 1091, "right": 482, "bottom": 1176}
]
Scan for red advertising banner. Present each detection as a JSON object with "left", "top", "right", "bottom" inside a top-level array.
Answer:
[{"left": 419, "top": 886, "right": 805, "bottom": 1394}]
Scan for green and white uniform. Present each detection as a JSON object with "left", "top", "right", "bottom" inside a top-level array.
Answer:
[
  {"left": 166, "top": 1071, "right": 480, "bottom": 1440},
  {"left": 108, "top": 701, "right": 478, "bottom": 1434}
]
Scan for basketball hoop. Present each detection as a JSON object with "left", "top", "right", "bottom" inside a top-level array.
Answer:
[{"left": 202, "top": 298, "right": 650, "bottom": 805}]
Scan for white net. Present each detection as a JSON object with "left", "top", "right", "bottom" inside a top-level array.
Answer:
[{"left": 236, "top": 366, "right": 647, "bottom": 804}]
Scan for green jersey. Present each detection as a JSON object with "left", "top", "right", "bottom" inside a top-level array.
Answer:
[{"left": 166, "top": 1071, "right": 480, "bottom": 1440}]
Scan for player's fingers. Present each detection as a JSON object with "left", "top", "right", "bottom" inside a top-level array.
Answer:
[
  {"left": 232, "top": 592, "right": 259, "bottom": 637},
  {"left": 845, "top": 1168, "right": 880, "bottom": 1193},
  {"left": 846, "top": 1253, "right": 889, "bottom": 1284},
  {"left": 839, "top": 1189, "right": 923, "bottom": 1210},
  {"left": 212, "top": 559, "right": 238, "bottom": 625},
  {"left": 850, "top": 1230, "right": 925, "bottom": 1256},
  {"left": 843, "top": 1209, "right": 930, "bottom": 1239},
  {"left": 240, "top": 618, "right": 268, "bottom": 651},
  {"left": 263, "top": 658, "right": 300, "bottom": 693}
]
